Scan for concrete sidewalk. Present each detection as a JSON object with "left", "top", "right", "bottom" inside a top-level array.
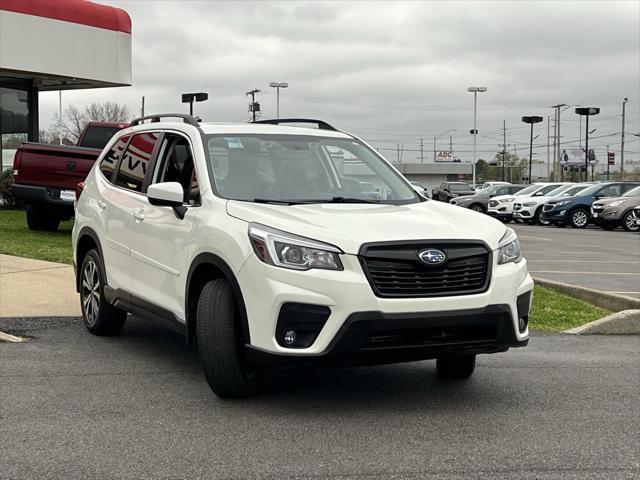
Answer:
[{"left": 0, "top": 254, "right": 80, "bottom": 317}]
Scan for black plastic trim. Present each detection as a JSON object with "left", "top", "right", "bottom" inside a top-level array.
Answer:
[
  {"left": 245, "top": 304, "right": 527, "bottom": 366},
  {"left": 252, "top": 118, "right": 337, "bottom": 131},
  {"left": 130, "top": 113, "right": 203, "bottom": 130},
  {"left": 75, "top": 226, "right": 106, "bottom": 292}
]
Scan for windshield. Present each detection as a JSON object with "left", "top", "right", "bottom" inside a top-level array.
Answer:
[
  {"left": 623, "top": 186, "right": 640, "bottom": 197},
  {"left": 546, "top": 184, "right": 572, "bottom": 197},
  {"left": 450, "top": 183, "right": 473, "bottom": 192},
  {"left": 204, "top": 134, "right": 419, "bottom": 204},
  {"left": 515, "top": 184, "right": 543, "bottom": 196},
  {"left": 562, "top": 185, "right": 589, "bottom": 196},
  {"left": 578, "top": 184, "right": 606, "bottom": 197}
]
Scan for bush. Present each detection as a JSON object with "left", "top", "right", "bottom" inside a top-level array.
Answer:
[{"left": 0, "top": 169, "right": 23, "bottom": 209}]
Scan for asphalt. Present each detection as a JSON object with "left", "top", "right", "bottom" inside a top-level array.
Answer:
[
  {"left": 512, "top": 223, "right": 640, "bottom": 299},
  {"left": 1, "top": 316, "right": 639, "bottom": 479}
]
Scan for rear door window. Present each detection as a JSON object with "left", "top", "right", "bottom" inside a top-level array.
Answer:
[
  {"left": 114, "top": 132, "right": 159, "bottom": 193},
  {"left": 99, "top": 134, "right": 130, "bottom": 182},
  {"left": 152, "top": 134, "right": 200, "bottom": 205}
]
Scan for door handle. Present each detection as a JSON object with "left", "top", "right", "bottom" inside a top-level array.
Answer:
[
  {"left": 133, "top": 210, "right": 145, "bottom": 221},
  {"left": 97, "top": 200, "right": 106, "bottom": 210}
]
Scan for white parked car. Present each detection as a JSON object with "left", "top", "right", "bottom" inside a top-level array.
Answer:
[
  {"left": 487, "top": 182, "right": 565, "bottom": 223},
  {"left": 72, "top": 115, "right": 533, "bottom": 397},
  {"left": 512, "top": 183, "right": 579, "bottom": 225}
]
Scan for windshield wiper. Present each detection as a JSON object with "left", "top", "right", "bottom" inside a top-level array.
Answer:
[
  {"left": 251, "top": 198, "right": 303, "bottom": 205},
  {"left": 299, "top": 196, "right": 380, "bottom": 204}
]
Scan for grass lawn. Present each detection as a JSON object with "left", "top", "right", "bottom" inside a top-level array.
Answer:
[
  {"left": 529, "top": 285, "right": 611, "bottom": 332},
  {"left": 0, "top": 208, "right": 611, "bottom": 330},
  {"left": 0, "top": 209, "right": 74, "bottom": 264}
]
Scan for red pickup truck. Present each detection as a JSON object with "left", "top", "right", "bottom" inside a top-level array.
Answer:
[{"left": 12, "top": 121, "right": 129, "bottom": 230}]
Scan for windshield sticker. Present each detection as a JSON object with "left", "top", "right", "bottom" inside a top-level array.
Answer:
[{"left": 225, "top": 138, "right": 244, "bottom": 149}]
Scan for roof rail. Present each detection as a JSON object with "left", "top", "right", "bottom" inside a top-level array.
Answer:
[
  {"left": 129, "top": 113, "right": 202, "bottom": 129},
  {"left": 251, "top": 118, "right": 338, "bottom": 131}
]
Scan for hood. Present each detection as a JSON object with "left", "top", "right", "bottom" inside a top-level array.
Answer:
[
  {"left": 226, "top": 200, "right": 507, "bottom": 254},
  {"left": 598, "top": 196, "right": 640, "bottom": 208}
]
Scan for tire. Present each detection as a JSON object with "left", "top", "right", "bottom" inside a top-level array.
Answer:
[
  {"left": 538, "top": 215, "right": 551, "bottom": 226},
  {"left": 196, "top": 278, "right": 262, "bottom": 398},
  {"left": 469, "top": 203, "right": 485, "bottom": 213},
  {"left": 436, "top": 355, "right": 476, "bottom": 380},
  {"left": 622, "top": 211, "right": 640, "bottom": 232},
  {"left": 532, "top": 206, "right": 544, "bottom": 225},
  {"left": 553, "top": 221, "right": 566, "bottom": 228},
  {"left": 26, "top": 204, "right": 60, "bottom": 231},
  {"left": 569, "top": 208, "right": 589, "bottom": 228},
  {"left": 499, "top": 217, "right": 512, "bottom": 224},
  {"left": 79, "top": 249, "right": 127, "bottom": 336}
]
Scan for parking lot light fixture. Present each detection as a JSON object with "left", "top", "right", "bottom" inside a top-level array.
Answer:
[
  {"left": 181, "top": 92, "right": 208, "bottom": 116},
  {"left": 269, "top": 82, "right": 288, "bottom": 119},
  {"left": 467, "top": 87, "right": 487, "bottom": 188},
  {"left": 521, "top": 116, "right": 544, "bottom": 184},
  {"left": 575, "top": 107, "right": 600, "bottom": 182}
]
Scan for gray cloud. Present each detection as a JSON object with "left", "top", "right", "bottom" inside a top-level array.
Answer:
[{"left": 40, "top": 0, "right": 640, "bottom": 162}]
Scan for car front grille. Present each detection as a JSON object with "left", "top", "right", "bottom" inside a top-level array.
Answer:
[
  {"left": 513, "top": 203, "right": 522, "bottom": 211},
  {"left": 359, "top": 242, "right": 491, "bottom": 298}
]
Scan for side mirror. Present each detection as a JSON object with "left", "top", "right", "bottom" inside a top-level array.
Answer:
[{"left": 148, "top": 182, "right": 187, "bottom": 219}]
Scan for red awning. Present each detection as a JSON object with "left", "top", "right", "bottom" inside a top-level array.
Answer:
[{"left": 0, "top": 0, "right": 131, "bottom": 34}]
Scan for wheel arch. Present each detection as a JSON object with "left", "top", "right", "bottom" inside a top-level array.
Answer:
[
  {"left": 75, "top": 227, "right": 105, "bottom": 293},
  {"left": 185, "top": 253, "right": 250, "bottom": 348}
]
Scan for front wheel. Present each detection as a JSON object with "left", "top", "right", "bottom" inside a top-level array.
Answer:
[
  {"left": 196, "top": 278, "right": 262, "bottom": 398},
  {"left": 469, "top": 203, "right": 485, "bottom": 213},
  {"left": 80, "top": 249, "right": 127, "bottom": 335},
  {"left": 622, "top": 211, "right": 640, "bottom": 232},
  {"left": 569, "top": 208, "right": 589, "bottom": 228},
  {"left": 436, "top": 355, "right": 476, "bottom": 380}
]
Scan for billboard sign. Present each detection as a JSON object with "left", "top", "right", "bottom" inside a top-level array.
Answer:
[
  {"left": 435, "top": 151, "right": 454, "bottom": 162},
  {"left": 560, "top": 148, "right": 597, "bottom": 166}
]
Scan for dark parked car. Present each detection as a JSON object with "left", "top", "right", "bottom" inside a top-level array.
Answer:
[
  {"left": 541, "top": 182, "right": 640, "bottom": 228},
  {"left": 432, "top": 182, "right": 475, "bottom": 202},
  {"left": 450, "top": 184, "right": 526, "bottom": 213}
]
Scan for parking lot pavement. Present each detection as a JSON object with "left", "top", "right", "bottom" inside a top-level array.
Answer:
[
  {"left": 512, "top": 224, "right": 640, "bottom": 300},
  {"left": 1, "top": 316, "right": 639, "bottom": 479}
]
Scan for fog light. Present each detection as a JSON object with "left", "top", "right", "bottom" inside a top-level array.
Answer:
[
  {"left": 518, "top": 316, "right": 528, "bottom": 333},
  {"left": 283, "top": 330, "right": 296, "bottom": 346}
]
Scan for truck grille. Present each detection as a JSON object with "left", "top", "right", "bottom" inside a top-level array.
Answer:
[{"left": 359, "top": 242, "right": 491, "bottom": 298}]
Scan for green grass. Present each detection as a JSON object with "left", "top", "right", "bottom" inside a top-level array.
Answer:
[
  {"left": 0, "top": 209, "right": 74, "bottom": 264},
  {"left": 0, "top": 209, "right": 611, "bottom": 330},
  {"left": 529, "top": 285, "right": 611, "bottom": 332}
]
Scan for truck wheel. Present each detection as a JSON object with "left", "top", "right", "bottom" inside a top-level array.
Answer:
[
  {"left": 80, "top": 249, "right": 127, "bottom": 336},
  {"left": 569, "top": 208, "right": 589, "bottom": 228},
  {"left": 436, "top": 355, "right": 476, "bottom": 380},
  {"left": 26, "top": 204, "right": 60, "bottom": 231},
  {"left": 622, "top": 211, "right": 639, "bottom": 232},
  {"left": 196, "top": 278, "right": 262, "bottom": 398}
]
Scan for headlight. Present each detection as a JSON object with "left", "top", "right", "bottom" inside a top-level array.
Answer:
[
  {"left": 608, "top": 200, "right": 624, "bottom": 207},
  {"left": 497, "top": 227, "right": 522, "bottom": 265},
  {"left": 554, "top": 200, "right": 570, "bottom": 207},
  {"left": 499, "top": 197, "right": 514, "bottom": 203},
  {"left": 248, "top": 223, "right": 343, "bottom": 271},
  {"left": 523, "top": 201, "right": 537, "bottom": 207}
]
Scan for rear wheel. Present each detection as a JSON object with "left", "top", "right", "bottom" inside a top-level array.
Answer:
[
  {"left": 196, "top": 278, "right": 262, "bottom": 398},
  {"left": 26, "top": 204, "right": 60, "bottom": 231},
  {"left": 436, "top": 355, "right": 476, "bottom": 380},
  {"left": 569, "top": 208, "right": 589, "bottom": 228},
  {"left": 80, "top": 249, "right": 127, "bottom": 335},
  {"left": 622, "top": 211, "right": 639, "bottom": 232}
]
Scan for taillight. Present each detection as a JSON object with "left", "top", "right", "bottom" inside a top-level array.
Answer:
[
  {"left": 13, "top": 150, "right": 22, "bottom": 177},
  {"left": 76, "top": 182, "right": 85, "bottom": 201}
]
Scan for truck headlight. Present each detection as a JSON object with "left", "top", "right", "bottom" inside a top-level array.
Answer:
[
  {"left": 498, "top": 227, "right": 522, "bottom": 264},
  {"left": 248, "top": 223, "right": 343, "bottom": 271}
]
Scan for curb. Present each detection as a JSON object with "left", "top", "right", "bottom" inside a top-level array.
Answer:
[
  {"left": 533, "top": 277, "right": 640, "bottom": 312},
  {"left": 564, "top": 310, "right": 640, "bottom": 335}
]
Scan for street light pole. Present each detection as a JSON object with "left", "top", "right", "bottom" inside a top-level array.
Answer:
[
  {"left": 269, "top": 82, "right": 288, "bottom": 119},
  {"left": 522, "top": 116, "right": 543, "bottom": 184},
  {"left": 621, "top": 97, "right": 628, "bottom": 180},
  {"left": 575, "top": 107, "right": 600, "bottom": 183},
  {"left": 467, "top": 87, "right": 487, "bottom": 188}
]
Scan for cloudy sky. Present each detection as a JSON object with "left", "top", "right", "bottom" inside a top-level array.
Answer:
[{"left": 40, "top": 0, "right": 640, "bottom": 165}]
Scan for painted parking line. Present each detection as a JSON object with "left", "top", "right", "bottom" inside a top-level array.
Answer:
[
  {"left": 530, "top": 271, "right": 640, "bottom": 276},
  {"left": 527, "top": 260, "right": 637, "bottom": 264},
  {"left": 518, "top": 235, "right": 553, "bottom": 241},
  {"left": 0, "top": 331, "right": 27, "bottom": 343}
]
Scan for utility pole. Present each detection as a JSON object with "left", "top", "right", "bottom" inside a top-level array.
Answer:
[
  {"left": 397, "top": 144, "right": 400, "bottom": 163},
  {"left": 246, "top": 89, "right": 261, "bottom": 122},
  {"left": 551, "top": 104, "right": 567, "bottom": 181},
  {"left": 552, "top": 110, "right": 557, "bottom": 181},
  {"left": 58, "top": 91, "right": 63, "bottom": 145},
  {"left": 450, "top": 135, "right": 453, "bottom": 160},
  {"left": 621, "top": 97, "right": 628, "bottom": 179},
  {"left": 502, "top": 119, "right": 507, "bottom": 182},
  {"left": 420, "top": 138, "right": 424, "bottom": 163},
  {"left": 141, "top": 96, "right": 145, "bottom": 117},
  {"left": 546, "top": 115, "right": 551, "bottom": 180}
]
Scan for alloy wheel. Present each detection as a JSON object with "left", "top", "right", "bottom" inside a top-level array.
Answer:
[
  {"left": 572, "top": 211, "right": 588, "bottom": 227},
  {"left": 81, "top": 259, "right": 100, "bottom": 326}
]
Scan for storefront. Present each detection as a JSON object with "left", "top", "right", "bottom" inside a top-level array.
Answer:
[{"left": 0, "top": 0, "right": 132, "bottom": 169}]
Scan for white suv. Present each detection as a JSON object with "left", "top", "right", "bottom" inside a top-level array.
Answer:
[
  {"left": 72, "top": 115, "right": 533, "bottom": 397},
  {"left": 487, "top": 182, "right": 565, "bottom": 223}
]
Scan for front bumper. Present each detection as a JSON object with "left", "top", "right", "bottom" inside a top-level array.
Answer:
[
  {"left": 540, "top": 207, "right": 568, "bottom": 222},
  {"left": 513, "top": 205, "right": 536, "bottom": 220},
  {"left": 237, "top": 252, "right": 533, "bottom": 362}
]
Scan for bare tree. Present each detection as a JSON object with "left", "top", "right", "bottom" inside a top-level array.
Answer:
[{"left": 54, "top": 102, "right": 131, "bottom": 142}]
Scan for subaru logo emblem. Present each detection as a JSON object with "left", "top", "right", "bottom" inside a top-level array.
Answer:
[{"left": 418, "top": 249, "right": 446, "bottom": 266}]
